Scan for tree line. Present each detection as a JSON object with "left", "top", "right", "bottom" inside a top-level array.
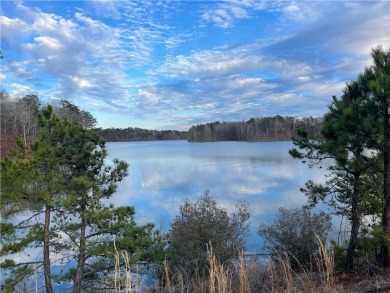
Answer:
[
  {"left": 0, "top": 93, "right": 96, "bottom": 159},
  {"left": 187, "top": 116, "right": 323, "bottom": 142},
  {"left": 95, "top": 116, "right": 323, "bottom": 143},
  {"left": 97, "top": 127, "right": 187, "bottom": 142},
  {"left": 1, "top": 91, "right": 325, "bottom": 158}
]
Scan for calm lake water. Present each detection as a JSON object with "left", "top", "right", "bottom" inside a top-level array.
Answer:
[
  {"left": 106, "top": 140, "right": 329, "bottom": 252},
  {"left": 0, "top": 140, "right": 331, "bottom": 291}
]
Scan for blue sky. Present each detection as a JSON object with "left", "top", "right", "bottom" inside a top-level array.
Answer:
[{"left": 1, "top": 1, "right": 389, "bottom": 130}]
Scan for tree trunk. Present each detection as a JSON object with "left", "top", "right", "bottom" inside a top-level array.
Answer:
[
  {"left": 379, "top": 100, "right": 390, "bottom": 267},
  {"left": 345, "top": 178, "right": 360, "bottom": 271},
  {"left": 73, "top": 204, "right": 87, "bottom": 293},
  {"left": 44, "top": 205, "right": 53, "bottom": 293},
  {"left": 380, "top": 140, "right": 390, "bottom": 266}
]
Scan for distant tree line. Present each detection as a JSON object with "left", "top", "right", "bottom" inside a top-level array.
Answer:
[
  {"left": 97, "top": 127, "right": 188, "bottom": 142},
  {"left": 1, "top": 91, "right": 323, "bottom": 156},
  {"left": 0, "top": 92, "right": 96, "bottom": 159},
  {"left": 188, "top": 115, "right": 323, "bottom": 142},
  {"left": 97, "top": 116, "right": 323, "bottom": 143}
]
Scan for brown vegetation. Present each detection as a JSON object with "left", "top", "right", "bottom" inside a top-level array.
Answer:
[{"left": 113, "top": 242, "right": 390, "bottom": 293}]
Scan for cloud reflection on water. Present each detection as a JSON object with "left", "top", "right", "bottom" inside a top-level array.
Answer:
[{"left": 106, "top": 140, "right": 327, "bottom": 251}]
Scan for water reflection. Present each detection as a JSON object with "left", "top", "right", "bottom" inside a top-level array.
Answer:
[{"left": 106, "top": 140, "right": 327, "bottom": 251}]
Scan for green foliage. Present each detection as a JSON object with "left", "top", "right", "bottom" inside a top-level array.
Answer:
[
  {"left": 167, "top": 191, "right": 250, "bottom": 276},
  {"left": 329, "top": 239, "right": 348, "bottom": 272},
  {"left": 289, "top": 47, "right": 390, "bottom": 270},
  {"left": 46, "top": 114, "right": 164, "bottom": 291},
  {"left": 0, "top": 106, "right": 71, "bottom": 291},
  {"left": 332, "top": 223, "right": 390, "bottom": 271},
  {"left": 359, "top": 225, "right": 384, "bottom": 259},
  {"left": 258, "top": 207, "right": 332, "bottom": 271},
  {"left": 1, "top": 106, "right": 164, "bottom": 291},
  {"left": 364, "top": 46, "right": 390, "bottom": 267},
  {"left": 0, "top": 265, "right": 35, "bottom": 293}
]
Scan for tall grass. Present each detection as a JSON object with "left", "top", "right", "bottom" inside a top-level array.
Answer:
[
  {"left": 114, "top": 239, "right": 341, "bottom": 292},
  {"left": 114, "top": 241, "right": 140, "bottom": 292}
]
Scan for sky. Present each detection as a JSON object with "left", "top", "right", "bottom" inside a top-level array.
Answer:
[{"left": 1, "top": 1, "right": 389, "bottom": 130}]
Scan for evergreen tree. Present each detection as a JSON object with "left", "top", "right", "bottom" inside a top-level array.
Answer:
[
  {"left": 1, "top": 106, "right": 164, "bottom": 291},
  {"left": 1, "top": 106, "right": 69, "bottom": 292},
  {"left": 290, "top": 87, "right": 378, "bottom": 270},
  {"left": 363, "top": 46, "right": 390, "bottom": 266},
  {"left": 290, "top": 46, "right": 389, "bottom": 269},
  {"left": 53, "top": 119, "right": 164, "bottom": 292}
]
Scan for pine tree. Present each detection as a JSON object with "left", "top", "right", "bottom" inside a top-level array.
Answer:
[
  {"left": 363, "top": 46, "right": 390, "bottom": 266},
  {"left": 1, "top": 106, "right": 165, "bottom": 291},
  {"left": 1, "top": 106, "right": 69, "bottom": 292},
  {"left": 53, "top": 119, "right": 164, "bottom": 292},
  {"left": 290, "top": 70, "right": 378, "bottom": 271},
  {"left": 290, "top": 46, "right": 390, "bottom": 269}
]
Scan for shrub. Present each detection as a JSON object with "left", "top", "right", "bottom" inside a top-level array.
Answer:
[
  {"left": 258, "top": 207, "right": 332, "bottom": 270},
  {"left": 167, "top": 191, "right": 250, "bottom": 276}
]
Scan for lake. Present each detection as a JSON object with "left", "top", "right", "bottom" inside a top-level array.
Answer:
[
  {"left": 106, "top": 140, "right": 330, "bottom": 252},
  {"left": 0, "top": 140, "right": 332, "bottom": 291}
]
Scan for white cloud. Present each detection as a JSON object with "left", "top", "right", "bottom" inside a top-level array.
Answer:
[
  {"left": 201, "top": 2, "right": 251, "bottom": 28},
  {"left": 264, "top": 1, "right": 389, "bottom": 76},
  {"left": 0, "top": 15, "right": 31, "bottom": 49},
  {"left": 280, "top": 1, "right": 320, "bottom": 21},
  {"left": 10, "top": 83, "right": 33, "bottom": 97},
  {"left": 29, "top": 36, "right": 62, "bottom": 50},
  {"left": 158, "top": 46, "right": 264, "bottom": 78},
  {"left": 68, "top": 76, "right": 94, "bottom": 89},
  {"left": 200, "top": 0, "right": 271, "bottom": 28},
  {"left": 1, "top": 1, "right": 389, "bottom": 130},
  {"left": 1, "top": 4, "right": 136, "bottom": 104},
  {"left": 138, "top": 89, "right": 161, "bottom": 104}
]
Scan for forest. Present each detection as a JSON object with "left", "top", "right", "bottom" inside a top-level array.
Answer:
[
  {"left": 91, "top": 116, "right": 323, "bottom": 143},
  {"left": 0, "top": 46, "right": 389, "bottom": 292},
  {"left": 187, "top": 116, "right": 322, "bottom": 142},
  {"left": 96, "top": 127, "right": 187, "bottom": 142},
  {"left": 0, "top": 94, "right": 187, "bottom": 158},
  {"left": 0, "top": 90, "right": 322, "bottom": 159},
  {"left": 0, "top": 96, "right": 96, "bottom": 160}
]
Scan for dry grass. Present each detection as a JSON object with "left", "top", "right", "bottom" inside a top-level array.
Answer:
[
  {"left": 336, "top": 266, "right": 390, "bottom": 293},
  {"left": 114, "top": 240, "right": 344, "bottom": 293},
  {"left": 114, "top": 241, "right": 140, "bottom": 292},
  {"left": 149, "top": 249, "right": 342, "bottom": 293},
  {"left": 113, "top": 239, "right": 390, "bottom": 293}
]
